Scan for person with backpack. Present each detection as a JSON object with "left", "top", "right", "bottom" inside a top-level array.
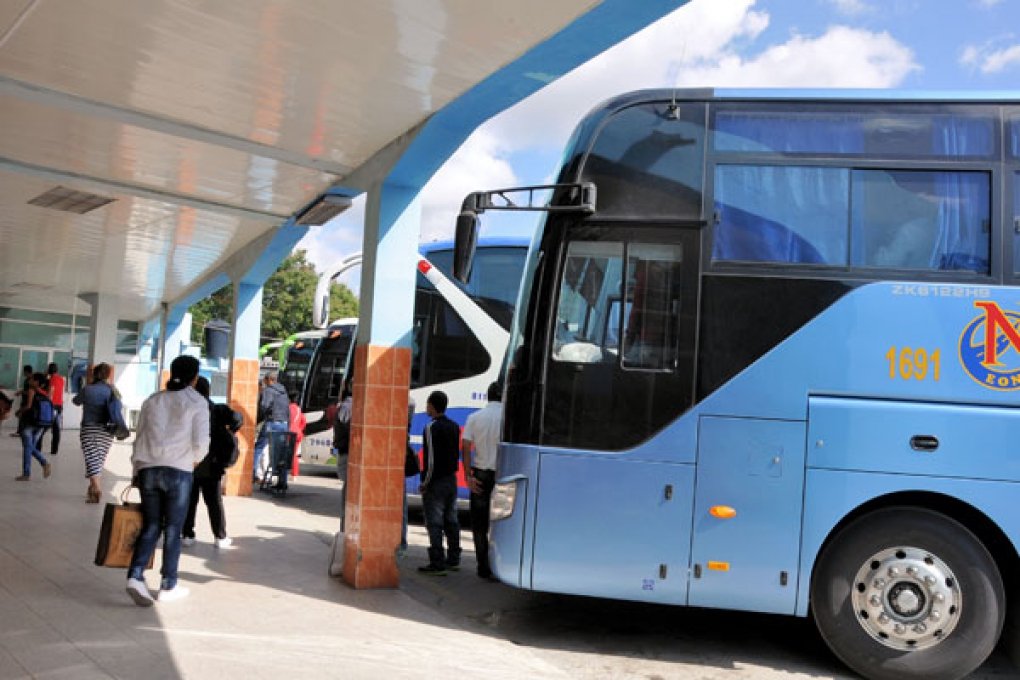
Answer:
[
  {"left": 182, "top": 377, "right": 243, "bottom": 549},
  {"left": 72, "top": 363, "right": 125, "bottom": 503},
  {"left": 40, "top": 362, "right": 65, "bottom": 456},
  {"left": 252, "top": 370, "right": 289, "bottom": 483},
  {"left": 15, "top": 373, "right": 53, "bottom": 481}
]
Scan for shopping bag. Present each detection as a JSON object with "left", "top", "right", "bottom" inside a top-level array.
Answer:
[{"left": 94, "top": 486, "right": 153, "bottom": 568}]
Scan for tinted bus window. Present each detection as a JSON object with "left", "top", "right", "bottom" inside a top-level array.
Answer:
[
  {"left": 279, "top": 339, "right": 319, "bottom": 398},
  {"left": 713, "top": 165, "right": 991, "bottom": 273},
  {"left": 714, "top": 165, "right": 848, "bottom": 265},
  {"left": 305, "top": 327, "right": 354, "bottom": 412},
  {"left": 427, "top": 246, "right": 526, "bottom": 330},
  {"left": 851, "top": 170, "right": 990, "bottom": 272},
  {"left": 581, "top": 102, "right": 705, "bottom": 220},
  {"left": 714, "top": 106, "right": 996, "bottom": 158},
  {"left": 412, "top": 274, "right": 489, "bottom": 387},
  {"left": 1009, "top": 113, "right": 1019, "bottom": 158},
  {"left": 1014, "top": 173, "right": 1020, "bottom": 273}
]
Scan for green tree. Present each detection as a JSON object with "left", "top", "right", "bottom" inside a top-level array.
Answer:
[{"left": 188, "top": 249, "right": 359, "bottom": 348}]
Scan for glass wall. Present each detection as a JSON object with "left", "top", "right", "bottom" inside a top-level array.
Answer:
[{"left": 0, "top": 306, "right": 140, "bottom": 391}]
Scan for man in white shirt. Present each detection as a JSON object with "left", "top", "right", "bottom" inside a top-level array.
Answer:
[
  {"left": 460, "top": 382, "right": 502, "bottom": 580},
  {"left": 125, "top": 355, "right": 210, "bottom": 606}
]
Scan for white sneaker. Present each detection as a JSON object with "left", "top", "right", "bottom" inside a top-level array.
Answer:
[
  {"left": 157, "top": 586, "right": 190, "bottom": 603},
  {"left": 181, "top": 537, "right": 196, "bottom": 547},
  {"left": 126, "top": 578, "right": 154, "bottom": 607},
  {"left": 214, "top": 537, "right": 233, "bottom": 549}
]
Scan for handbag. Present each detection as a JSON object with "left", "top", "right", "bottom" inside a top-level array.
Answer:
[
  {"left": 104, "top": 387, "right": 131, "bottom": 440},
  {"left": 94, "top": 486, "right": 154, "bottom": 568}
]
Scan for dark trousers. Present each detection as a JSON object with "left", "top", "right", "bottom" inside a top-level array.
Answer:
[
  {"left": 182, "top": 471, "right": 226, "bottom": 540},
  {"left": 469, "top": 468, "right": 496, "bottom": 576},
  {"left": 422, "top": 474, "right": 461, "bottom": 568},
  {"left": 128, "top": 466, "right": 193, "bottom": 590},
  {"left": 39, "top": 404, "right": 62, "bottom": 454}
]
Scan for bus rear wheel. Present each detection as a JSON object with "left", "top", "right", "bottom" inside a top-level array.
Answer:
[{"left": 810, "top": 507, "right": 1004, "bottom": 680}]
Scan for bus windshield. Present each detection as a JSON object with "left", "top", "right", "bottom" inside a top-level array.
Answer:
[
  {"left": 304, "top": 323, "right": 355, "bottom": 413},
  {"left": 279, "top": 337, "right": 320, "bottom": 398}
]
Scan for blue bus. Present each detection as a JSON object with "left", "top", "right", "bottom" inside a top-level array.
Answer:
[{"left": 453, "top": 90, "right": 1020, "bottom": 680}]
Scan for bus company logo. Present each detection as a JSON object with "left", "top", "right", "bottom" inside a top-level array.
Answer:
[{"left": 959, "top": 301, "right": 1020, "bottom": 391}]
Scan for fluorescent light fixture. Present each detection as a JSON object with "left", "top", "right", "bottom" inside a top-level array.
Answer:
[
  {"left": 28, "top": 185, "right": 115, "bottom": 214},
  {"left": 294, "top": 193, "right": 353, "bottom": 226}
]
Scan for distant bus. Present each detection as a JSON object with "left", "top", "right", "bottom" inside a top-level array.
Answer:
[
  {"left": 300, "top": 239, "right": 529, "bottom": 503},
  {"left": 277, "top": 329, "right": 327, "bottom": 401},
  {"left": 454, "top": 89, "right": 1020, "bottom": 680}
]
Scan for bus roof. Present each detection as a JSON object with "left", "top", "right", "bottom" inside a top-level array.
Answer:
[
  {"left": 421, "top": 235, "right": 531, "bottom": 254},
  {"left": 599, "top": 88, "right": 1020, "bottom": 110}
]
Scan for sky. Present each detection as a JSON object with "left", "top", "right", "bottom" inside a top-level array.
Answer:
[{"left": 298, "top": 0, "right": 1020, "bottom": 293}]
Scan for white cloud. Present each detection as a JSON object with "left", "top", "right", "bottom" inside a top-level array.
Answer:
[
  {"left": 961, "top": 42, "right": 1020, "bottom": 73},
  {"left": 483, "top": 0, "right": 771, "bottom": 152},
  {"left": 418, "top": 129, "right": 519, "bottom": 241},
  {"left": 828, "top": 0, "right": 873, "bottom": 16},
  {"left": 309, "top": 0, "right": 920, "bottom": 251},
  {"left": 976, "top": 0, "right": 1003, "bottom": 7},
  {"left": 677, "top": 26, "right": 918, "bottom": 88}
]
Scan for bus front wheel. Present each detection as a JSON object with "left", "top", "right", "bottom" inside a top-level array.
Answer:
[{"left": 811, "top": 506, "right": 1004, "bottom": 680}]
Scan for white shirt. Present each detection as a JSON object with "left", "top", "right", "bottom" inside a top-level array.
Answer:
[
  {"left": 131, "top": 387, "right": 210, "bottom": 474},
  {"left": 461, "top": 402, "right": 502, "bottom": 471}
]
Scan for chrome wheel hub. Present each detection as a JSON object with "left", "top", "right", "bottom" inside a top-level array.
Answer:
[{"left": 851, "top": 546, "right": 962, "bottom": 651}]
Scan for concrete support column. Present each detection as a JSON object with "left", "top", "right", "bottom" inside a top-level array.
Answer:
[
  {"left": 78, "top": 292, "right": 119, "bottom": 368},
  {"left": 157, "top": 306, "right": 190, "bottom": 389},
  {"left": 224, "top": 281, "right": 263, "bottom": 497},
  {"left": 342, "top": 181, "right": 419, "bottom": 589}
]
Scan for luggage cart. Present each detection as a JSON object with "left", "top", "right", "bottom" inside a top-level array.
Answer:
[{"left": 261, "top": 430, "right": 296, "bottom": 495}]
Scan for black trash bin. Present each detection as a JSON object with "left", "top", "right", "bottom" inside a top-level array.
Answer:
[{"left": 204, "top": 320, "right": 231, "bottom": 361}]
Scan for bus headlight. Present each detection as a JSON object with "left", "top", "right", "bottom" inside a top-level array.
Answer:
[{"left": 490, "top": 480, "right": 518, "bottom": 521}]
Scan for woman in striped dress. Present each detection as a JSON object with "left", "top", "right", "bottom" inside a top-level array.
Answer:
[{"left": 72, "top": 363, "right": 122, "bottom": 503}]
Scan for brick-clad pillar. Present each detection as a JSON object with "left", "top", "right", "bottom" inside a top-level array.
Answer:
[
  {"left": 224, "top": 358, "right": 260, "bottom": 497},
  {"left": 342, "top": 344, "right": 412, "bottom": 588},
  {"left": 224, "top": 281, "right": 263, "bottom": 497}
]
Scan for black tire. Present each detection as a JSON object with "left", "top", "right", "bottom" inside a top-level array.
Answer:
[{"left": 811, "top": 506, "right": 1004, "bottom": 680}]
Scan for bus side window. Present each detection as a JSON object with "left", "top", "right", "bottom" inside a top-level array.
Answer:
[
  {"left": 1014, "top": 172, "right": 1020, "bottom": 274},
  {"left": 622, "top": 244, "right": 684, "bottom": 370},
  {"left": 552, "top": 242, "right": 623, "bottom": 364}
]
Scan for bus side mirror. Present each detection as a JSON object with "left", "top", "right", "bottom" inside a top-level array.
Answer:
[{"left": 453, "top": 201, "right": 479, "bottom": 284}]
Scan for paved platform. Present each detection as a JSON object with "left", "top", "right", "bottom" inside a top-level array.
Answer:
[
  {"left": 0, "top": 423, "right": 1014, "bottom": 679},
  {"left": 0, "top": 426, "right": 567, "bottom": 680}
]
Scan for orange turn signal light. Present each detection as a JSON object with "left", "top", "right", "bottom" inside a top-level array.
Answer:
[
  {"left": 709, "top": 505, "right": 737, "bottom": 519},
  {"left": 707, "top": 561, "right": 730, "bottom": 572}
]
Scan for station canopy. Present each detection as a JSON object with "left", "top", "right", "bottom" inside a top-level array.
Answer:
[{"left": 0, "top": 0, "right": 666, "bottom": 321}]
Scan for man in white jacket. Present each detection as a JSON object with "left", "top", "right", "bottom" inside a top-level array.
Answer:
[{"left": 125, "top": 355, "right": 210, "bottom": 606}]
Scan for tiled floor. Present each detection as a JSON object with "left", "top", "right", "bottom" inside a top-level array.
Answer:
[{"left": 0, "top": 425, "right": 563, "bottom": 680}]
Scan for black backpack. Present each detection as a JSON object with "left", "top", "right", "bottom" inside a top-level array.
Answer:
[
  {"left": 333, "top": 417, "right": 350, "bottom": 456},
  {"left": 210, "top": 404, "right": 243, "bottom": 469}
]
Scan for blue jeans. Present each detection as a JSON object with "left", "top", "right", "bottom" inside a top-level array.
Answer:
[
  {"left": 20, "top": 426, "right": 47, "bottom": 476},
  {"left": 128, "top": 466, "right": 193, "bottom": 590},
  {"left": 421, "top": 474, "right": 460, "bottom": 568},
  {"left": 253, "top": 420, "right": 288, "bottom": 478}
]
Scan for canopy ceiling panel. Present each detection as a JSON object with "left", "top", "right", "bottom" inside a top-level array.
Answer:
[{"left": 0, "top": 0, "right": 668, "bottom": 322}]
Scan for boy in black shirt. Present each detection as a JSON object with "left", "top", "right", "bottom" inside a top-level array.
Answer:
[{"left": 418, "top": 391, "right": 462, "bottom": 575}]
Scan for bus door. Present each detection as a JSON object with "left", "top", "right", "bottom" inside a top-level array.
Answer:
[
  {"left": 688, "top": 416, "right": 807, "bottom": 614},
  {"left": 531, "top": 226, "right": 700, "bottom": 604}
]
